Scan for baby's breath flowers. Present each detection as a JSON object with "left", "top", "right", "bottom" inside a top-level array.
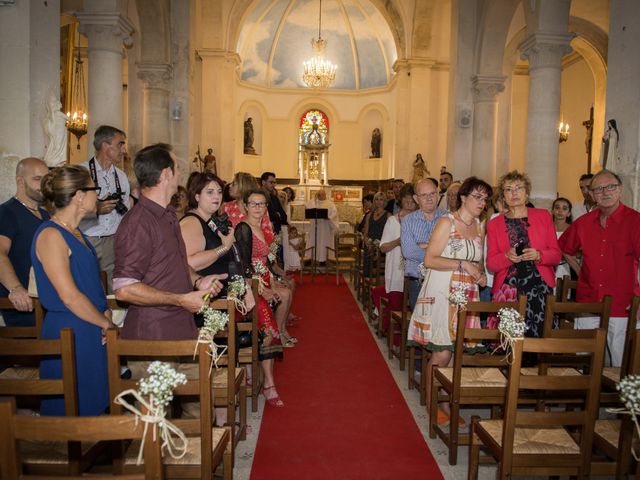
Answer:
[
  {"left": 196, "top": 308, "right": 229, "bottom": 373},
  {"left": 268, "top": 235, "right": 281, "bottom": 263},
  {"left": 448, "top": 284, "right": 468, "bottom": 310},
  {"left": 226, "top": 274, "right": 248, "bottom": 315},
  {"left": 138, "top": 361, "right": 188, "bottom": 409},
  {"left": 418, "top": 262, "right": 428, "bottom": 278},
  {"left": 614, "top": 374, "right": 640, "bottom": 460},
  {"left": 112, "top": 362, "right": 188, "bottom": 464},
  {"left": 494, "top": 307, "right": 526, "bottom": 361}
]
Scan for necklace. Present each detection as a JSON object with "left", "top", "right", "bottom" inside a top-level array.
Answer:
[
  {"left": 52, "top": 215, "right": 86, "bottom": 243},
  {"left": 15, "top": 196, "right": 39, "bottom": 213},
  {"left": 455, "top": 213, "right": 474, "bottom": 227}
]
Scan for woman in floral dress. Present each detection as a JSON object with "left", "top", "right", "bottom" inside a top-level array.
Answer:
[
  {"left": 235, "top": 189, "right": 285, "bottom": 407},
  {"left": 407, "top": 177, "right": 492, "bottom": 425}
]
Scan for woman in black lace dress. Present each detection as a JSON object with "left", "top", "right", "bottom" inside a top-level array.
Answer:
[{"left": 363, "top": 192, "right": 390, "bottom": 276}]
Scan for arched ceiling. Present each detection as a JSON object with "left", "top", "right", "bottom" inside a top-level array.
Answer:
[{"left": 236, "top": 0, "right": 398, "bottom": 90}]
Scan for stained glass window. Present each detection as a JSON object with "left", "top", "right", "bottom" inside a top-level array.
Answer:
[{"left": 299, "top": 110, "right": 329, "bottom": 145}]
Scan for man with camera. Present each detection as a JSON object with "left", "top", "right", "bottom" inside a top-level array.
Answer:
[{"left": 80, "top": 125, "right": 130, "bottom": 292}]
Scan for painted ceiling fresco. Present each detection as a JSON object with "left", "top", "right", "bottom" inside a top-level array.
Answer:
[{"left": 237, "top": 0, "right": 398, "bottom": 90}]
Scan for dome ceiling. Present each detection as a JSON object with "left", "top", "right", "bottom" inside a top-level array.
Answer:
[{"left": 237, "top": 0, "right": 398, "bottom": 90}]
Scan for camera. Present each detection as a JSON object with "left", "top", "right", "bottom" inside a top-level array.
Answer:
[
  {"left": 209, "top": 213, "right": 232, "bottom": 236},
  {"left": 103, "top": 192, "right": 128, "bottom": 215}
]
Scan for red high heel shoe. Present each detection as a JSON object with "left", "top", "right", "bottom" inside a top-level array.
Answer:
[{"left": 261, "top": 385, "right": 284, "bottom": 407}]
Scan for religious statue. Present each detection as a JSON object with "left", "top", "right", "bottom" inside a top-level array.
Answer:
[
  {"left": 244, "top": 117, "right": 256, "bottom": 154},
  {"left": 600, "top": 119, "right": 620, "bottom": 170},
  {"left": 412, "top": 153, "right": 430, "bottom": 184},
  {"left": 43, "top": 90, "right": 68, "bottom": 166},
  {"left": 203, "top": 148, "right": 217, "bottom": 175},
  {"left": 370, "top": 128, "right": 381, "bottom": 158}
]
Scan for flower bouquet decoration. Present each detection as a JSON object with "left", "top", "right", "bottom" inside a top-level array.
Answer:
[
  {"left": 418, "top": 262, "right": 428, "bottom": 279},
  {"left": 252, "top": 259, "right": 269, "bottom": 294},
  {"left": 608, "top": 374, "right": 640, "bottom": 460},
  {"left": 495, "top": 307, "right": 526, "bottom": 361},
  {"left": 113, "top": 362, "right": 188, "bottom": 465},
  {"left": 448, "top": 283, "right": 468, "bottom": 311},
  {"left": 267, "top": 234, "right": 281, "bottom": 264},
  {"left": 195, "top": 307, "right": 229, "bottom": 375},
  {"left": 227, "top": 274, "right": 248, "bottom": 315}
]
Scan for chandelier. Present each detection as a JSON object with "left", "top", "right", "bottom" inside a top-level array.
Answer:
[
  {"left": 558, "top": 121, "right": 569, "bottom": 143},
  {"left": 66, "top": 32, "right": 88, "bottom": 149},
  {"left": 302, "top": 0, "right": 337, "bottom": 89}
]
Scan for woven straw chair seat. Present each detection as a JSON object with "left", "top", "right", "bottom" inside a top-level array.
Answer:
[
  {"left": 594, "top": 419, "right": 620, "bottom": 448},
  {"left": 212, "top": 367, "right": 243, "bottom": 387},
  {"left": 479, "top": 419, "right": 580, "bottom": 455},
  {"left": 124, "top": 428, "right": 228, "bottom": 465},
  {"left": 20, "top": 440, "right": 95, "bottom": 464},
  {"left": 438, "top": 367, "right": 507, "bottom": 387},
  {"left": 0, "top": 366, "right": 39, "bottom": 380},
  {"left": 601, "top": 367, "right": 620, "bottom": 384},
  {"left": 520, "top": 367, "right": 581, "bottom": 376}
]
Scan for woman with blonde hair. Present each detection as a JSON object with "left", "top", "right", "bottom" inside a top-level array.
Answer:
[
  {"left": 224, "top": 172, "right": 273, "bottom": 236},
  {"left": 32, "top": 165, "right": 111, "bottom": 415}
]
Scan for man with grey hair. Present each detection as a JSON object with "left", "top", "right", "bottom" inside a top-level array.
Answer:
[
  {"left": 559, "top": 169, "right": 640, "bottom": 367},
  {"left": 0, "top": 157, "right": 50, "bottom": 326},
  {"left": 80, "top": 125, "right": 130, "bottom": 291}
]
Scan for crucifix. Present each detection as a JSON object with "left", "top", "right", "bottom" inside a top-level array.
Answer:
[{"left": 582, "top": 106, "right": 594, "bottom": 174}]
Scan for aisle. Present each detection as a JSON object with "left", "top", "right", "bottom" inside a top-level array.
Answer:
[{"left": 250, "top": 276, "right": 443, "bottom": 480}]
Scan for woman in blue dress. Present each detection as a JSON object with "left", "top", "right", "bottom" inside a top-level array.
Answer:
[{"left": 31, "top": 165, "right": 112, "bottom": 416}]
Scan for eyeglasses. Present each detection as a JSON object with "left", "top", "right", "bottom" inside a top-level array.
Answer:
[
  {"left": 247, "top": 201, "right": 267, "bottom": 208},
  {"left": 78, "top": 186, "right": 101, "bottom": 194},
  {"left": 415, "top": 192, "right": 438, "bottom": 200},
  {"left": 503, "top": 185, "right": 526, "bottom": 194},
  {"left": 590, "top": 183, "right": 620, "bottom": 194},
  {"left": 469, "top": 193, "right": 489, "bottom": 203}
]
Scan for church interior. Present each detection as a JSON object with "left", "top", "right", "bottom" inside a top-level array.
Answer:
[{"left": 1, "top": 0, "right": 640, "bottom": 479}]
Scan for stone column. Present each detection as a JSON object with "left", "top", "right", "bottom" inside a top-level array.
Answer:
[
  {"left": 519, "top": 32, "right": 573, "bottom": 207},
  {"left": 195, "top": 49, "right": 240, "bottom": 180},
  {"left": 137, "top": 64, "right": 173, "bottom": 145},
  {"left": 471, "top": 75, "right": 505, "bottom": 184},
  {"left": 77, "top": 13, "right": 134, "bottom": 135}
]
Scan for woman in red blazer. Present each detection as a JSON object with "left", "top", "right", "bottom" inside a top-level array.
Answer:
[{"left": 486, "top": 171, "right": 561, "bottom": 337}]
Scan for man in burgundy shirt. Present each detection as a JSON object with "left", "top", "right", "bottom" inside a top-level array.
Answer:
[
  {"left": 559, "top": 169, "right": 640, "bottom": 366},
  {"left": 113, "top": 143, "right": 224, "bottom": 340}
]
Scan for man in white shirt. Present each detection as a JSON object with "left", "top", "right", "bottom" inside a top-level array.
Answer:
[
  {"left": 80, "top": 125, "right": 130, "bottom": 291},
  {"left": 572, "top": 173, "right": 596, "bottom": 219},
  {"left": 306, "top": 189, "right": 339, "bottom": 265}
]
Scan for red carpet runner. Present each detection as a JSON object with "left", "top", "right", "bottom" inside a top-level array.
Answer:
[{"left": 250, "top": 276, "right": 443, "bottom": 479}]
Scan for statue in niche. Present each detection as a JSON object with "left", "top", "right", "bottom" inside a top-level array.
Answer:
[
  {"left": 370, "top": 128, "right": 381, "bottom": 158},
  {"left": 43, "top": 90, "right": 68, "bottom": 166},
  {"left": 244, "top": 117, "right": 256, "bottom": 154},
  {"left": 203, "top": 148, "right": 217, "bottom": 175},
  {"left": 412, "top": 153, "right": 430, "bottom": 184}
]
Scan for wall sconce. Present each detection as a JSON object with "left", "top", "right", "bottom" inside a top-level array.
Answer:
[{"left": 558, "top": 122, "right": 569, "bottom": 143}]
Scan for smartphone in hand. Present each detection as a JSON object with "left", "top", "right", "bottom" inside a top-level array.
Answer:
[{"left": 515, "top": 241, "right": 525, "bottom": 256}]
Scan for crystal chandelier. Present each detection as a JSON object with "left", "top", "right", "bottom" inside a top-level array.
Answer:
[
  {"left": 66, "top": 33, "right": 88, "bottom": 149},
  {"left": 302, "top": 0, "right": 337, "bottom": 89}
]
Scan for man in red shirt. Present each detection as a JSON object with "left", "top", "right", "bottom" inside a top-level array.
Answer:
[{"left": 559, "top": 169, "right": 640, "bottom": 366}]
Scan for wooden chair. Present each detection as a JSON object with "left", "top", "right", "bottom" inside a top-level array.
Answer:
[
  {"left": 325, "top": 232, "right": 357, "bottom": 285},
  {"left": 0, "top": 297, "right": 44, "bottom": 338},
  {"left": 388, "top": 277, "right": 410, "bottom": 370},
  {"left": 468, "top": 330, "right": 606, "bottom": 479},
  {"left": 352, "top": 233, "right": 365, "bottom": 303},
  {"left": 601, "top": 295, "right": 640, "bottom": 390},
  {"left": 106, "top": 330, "right": 232, "bottom": 480},
  {"left": 238, "top": 278, "right": 262, "bottom": 412},
  {"left": 560, "top": 274, "right": 578, "bottom": 302},
  {"left": 430, "top": 296, "right": 527, "bottom": 465},
  {"left": 362, "top": 246, "right": 384, "bottom": 320},
  {"left": 0, "top": 397, "right": 163, "bottom": 479},
  {"left": 592, "top": 316, "right": 640, "bottom": 478},
  {"left": 0, "top": 328, "right": 95, "bottom": 475}
]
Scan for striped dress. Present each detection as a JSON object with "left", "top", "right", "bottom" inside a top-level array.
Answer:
[{"left": 408, "top": 214, "right": 482, "bottom": 351}]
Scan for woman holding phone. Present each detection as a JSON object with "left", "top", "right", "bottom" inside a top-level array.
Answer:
[{"left": 486, "top": 171, "right": 561, "bottom": 337}]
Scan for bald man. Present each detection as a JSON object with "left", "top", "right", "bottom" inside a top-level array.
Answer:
[{"left": 0, "top": 158, "right": 50, "bottom": 326}]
